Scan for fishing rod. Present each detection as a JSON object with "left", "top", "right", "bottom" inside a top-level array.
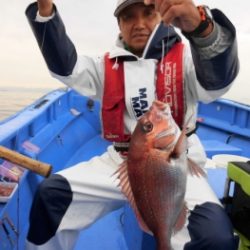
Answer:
[{"left": 0, "top": 145, "right": 52, "bottom": 177}]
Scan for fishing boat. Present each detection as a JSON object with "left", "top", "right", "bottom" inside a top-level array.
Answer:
[{"left": 0, "top": 88, "right": 249, "bottom": 250}]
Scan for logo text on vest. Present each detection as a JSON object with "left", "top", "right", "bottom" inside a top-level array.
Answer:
[
  {"left": 164, "top": 62, "right": 177, "bottom": 112},
  {"left": 131, "top": 88, "right": 149, "bottom": 119}
]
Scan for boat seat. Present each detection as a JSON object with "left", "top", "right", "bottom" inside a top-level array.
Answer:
[
  {"left": 206, "top": 155, "right": 249, "bottom": 199},
  {"left": 224, "top": 161, "right": 250, "bottom": 250},
  {"left": 64, "top": 134, "right": 111, "bottom": 168},
  {"left": 202, "top": 140, "right": 242, "bottom": 158}
]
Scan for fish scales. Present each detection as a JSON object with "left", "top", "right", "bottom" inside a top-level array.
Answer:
[
  {"left": 116, "top": 100, "right": 190, "bottom": 250},
  {"left": 128, "top": 147, "right": 187, "bottom": 243}
]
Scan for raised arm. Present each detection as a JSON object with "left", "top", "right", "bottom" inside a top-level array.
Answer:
[
  {"left": 144, "top": 0, "right": 239, "bottom": 91},
  {"left": 26, "top": 1, "right": 104, "bottom": 99},
  {"left": 144, "top": 0, "right": 213, "bottom": 36},
  {"left": 25, "top": 1, "right": 77, "bottom": 77}
]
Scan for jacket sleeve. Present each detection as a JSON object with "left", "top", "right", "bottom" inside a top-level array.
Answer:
[
  {"left": 25, "top": 2, "right": 104, "bottom": 99},
  {"left": 25, "top": 2, "right": 77, "bottom": 77},
  {"left": 189, "top": 9, "right": 239, "bottom": 91}
]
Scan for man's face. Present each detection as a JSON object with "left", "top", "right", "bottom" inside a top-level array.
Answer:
[{"left": 118, "top": 3, "right": 161, "bottom": 56}]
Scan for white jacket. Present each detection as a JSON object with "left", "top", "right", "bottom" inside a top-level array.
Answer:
[{"left": 25, "top": 4, "right": 239, "bottom": 167}]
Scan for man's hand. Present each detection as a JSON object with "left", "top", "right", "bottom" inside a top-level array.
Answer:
[
  {"left": 144, "top": 0, "right": 202, "bottom": 33},
  {"left": 37, "top": 0, "right": 53, "bottom": 17}
]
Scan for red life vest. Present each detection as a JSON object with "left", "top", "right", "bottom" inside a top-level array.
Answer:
[{"left": 102, "top": 42, "right": 185, "bottom": 143}]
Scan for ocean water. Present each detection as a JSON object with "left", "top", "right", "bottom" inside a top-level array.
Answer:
[
  {"left": 0, "top": 87, "right": 55, "bottom": 121},
  {"left": 1, "top": 85, "right": 250, "bottom": 123},
  {"left": 1, "top": 0, "right": 250, "bottom": 122},
  {"left": 1, "top": 0, "right": 249, "bottom": 123}
]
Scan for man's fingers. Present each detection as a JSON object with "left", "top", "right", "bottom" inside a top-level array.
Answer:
[
  {"left": 144, "top": 0, "right": 155, "bottom": 5},
  {"left": 161, "top": 12, "right": 175, "bottom": 26},
  {"left": 145, "top": 0, "right": 169, "bottom": 13},
  {"left": 37, "top": 0, "right": 54, "bottom": 17},
  {"left": 157, "top": 0, "right": 171, "bottom": 16}
]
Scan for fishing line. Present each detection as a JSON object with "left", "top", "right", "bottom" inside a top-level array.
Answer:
[
  {"left": 167, "top": 24, "right": 170, "bottom": 53},
  {"left": 160, "top": 23, "right": 171, "bottom": 73},
  {"left": 40, "top": 23, "right": 48, "bottom": 52}
]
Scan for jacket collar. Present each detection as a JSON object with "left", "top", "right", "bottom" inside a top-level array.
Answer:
[{"left": 108, "top": 22, "right": 181, "bottom": 60}]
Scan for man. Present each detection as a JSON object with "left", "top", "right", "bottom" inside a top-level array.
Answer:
[{"left": 25, "top": 0, "right": 239, "bottom": 249}]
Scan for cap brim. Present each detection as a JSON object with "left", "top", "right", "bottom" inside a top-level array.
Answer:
[{"left": 114, "top": 0, "right": 145, "bottom": 17}]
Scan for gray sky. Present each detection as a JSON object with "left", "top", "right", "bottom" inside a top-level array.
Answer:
[{"left": 0, "top": 0, "right": 250, "bottom": 103}]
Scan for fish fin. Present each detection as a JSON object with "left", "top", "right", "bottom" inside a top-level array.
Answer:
[
  {"left": 132, "top": 203, "right": 153, "bottom": 235},
  {"left": 116, "top": 162, "right": 152, "bottom": 235},
  {"left": 171, "top": 115, "right": 195, "bottom": 159},
  {"left": 170, "top": 129, "right": 187, "bottom": 158},
  {"left": 115, "top": 161, "right": 130, "bottom": 191},
  {"left": 187, "top": 158, "right": 206, "bottom": 178},
  {"left": 112, "top": 161, "right": 127, "bottom": 178},
  {"left": 173, "top": 202, "right": 188, "bottom": 234}
]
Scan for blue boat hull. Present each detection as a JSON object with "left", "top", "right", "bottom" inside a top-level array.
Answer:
[{"left": 0, "top": 88, "right": 249, "bottom": 249}]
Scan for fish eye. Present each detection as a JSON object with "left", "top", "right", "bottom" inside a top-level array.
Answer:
[{"left": 141, "top": 122, "right": 153, "bottom": 133}]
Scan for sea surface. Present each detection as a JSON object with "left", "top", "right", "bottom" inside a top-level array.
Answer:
[
  {"left": 0, "top": 85, "right": 250, "bottom": 123},
  {"left": 0, "top": 87, "right": 56, "bottom": 122}
]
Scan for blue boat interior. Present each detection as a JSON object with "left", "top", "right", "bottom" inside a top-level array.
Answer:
[{"left": 0, "top": 88, "right": 250, "bottom": 249}]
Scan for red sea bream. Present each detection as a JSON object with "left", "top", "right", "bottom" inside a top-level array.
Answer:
[{"left": 117, "top": 100, "right": 191, "bottom": 250}]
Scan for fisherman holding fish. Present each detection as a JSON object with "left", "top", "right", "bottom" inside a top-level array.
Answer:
[{"left": 25, "top": 0, "right": 239, "bottom": 249}]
